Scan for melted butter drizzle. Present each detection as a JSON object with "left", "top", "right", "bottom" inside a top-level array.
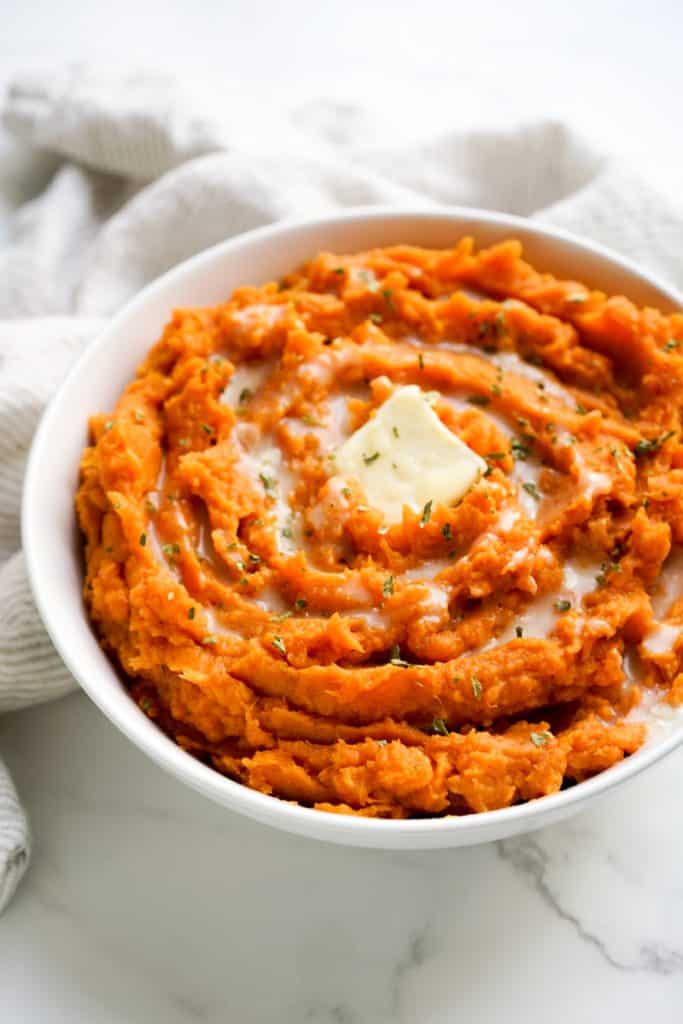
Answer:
[{"left": 140, "top": 307, "right": 681, "bottom": 743}]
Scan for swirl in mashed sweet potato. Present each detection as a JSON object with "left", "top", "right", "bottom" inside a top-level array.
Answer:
[{"left": 77, "top": 238, "right": 683, "bottom": 818}]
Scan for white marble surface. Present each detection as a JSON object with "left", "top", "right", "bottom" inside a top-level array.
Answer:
[
  {"left": 1, "top": 695, "right": 682, "bottom": 1022},
  {"left": 2, "top": 1, "right": 683, "bottom": 1020}
]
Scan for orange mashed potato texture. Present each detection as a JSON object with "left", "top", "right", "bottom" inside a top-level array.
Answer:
[{"left": 77, "top": 239, "right": 683, "bottom": 818}]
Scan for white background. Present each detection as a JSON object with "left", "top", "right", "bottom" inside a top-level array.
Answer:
[
  {"left": 2, "top": 2, "right": 683, "bottom": 218},
  {"left": 1, "top": 2, "right": 683, "bottom": 1022},
  {"left": 2, "top": 0, "right": 683, "bottom": 183}
]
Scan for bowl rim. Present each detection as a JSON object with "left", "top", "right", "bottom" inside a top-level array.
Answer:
[{"left": 22, "top": 203, "right": 683, "bottom": 842}]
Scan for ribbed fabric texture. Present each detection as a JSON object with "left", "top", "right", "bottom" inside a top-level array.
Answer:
[
  {"left": 0, "top": 554, "right": 76, "bottom": 713},
  {"left": 1, "top": 65, "right": 683, "bottom": 914},
  {"left": 0, "top": 316, "right": 103, "bottom": 913},
  {"left": 0, "top": 762, "right": 30, "bottom": 912}
]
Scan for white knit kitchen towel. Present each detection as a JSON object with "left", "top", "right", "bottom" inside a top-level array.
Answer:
[{"left": 1, "top": 64, "right": 682, "bottom": 914}]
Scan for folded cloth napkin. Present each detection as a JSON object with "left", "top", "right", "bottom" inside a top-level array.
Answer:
[{"left": 2, "top": 65, "right": 683, "bottom": 915}]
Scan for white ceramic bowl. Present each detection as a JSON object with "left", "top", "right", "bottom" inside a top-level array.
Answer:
[{"left": 23, "top": 207, "right": 683, "bottom": 848}]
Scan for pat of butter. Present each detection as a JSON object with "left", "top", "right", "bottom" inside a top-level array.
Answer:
[{"left": 335, "top": 385, "right": 486, "bottom": 524}]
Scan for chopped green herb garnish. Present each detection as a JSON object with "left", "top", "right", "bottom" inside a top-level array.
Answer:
[
  {"left": 201, "top": 635, "right": 217, "bottom": 645},
  {"left": 491, "top": 383, "right": 502, "bottom": 397},
  {"left": 201, "top": 423, "right": 214, "bottom": 435},
  {"left": 486, "top": 451, "right": 507, "bottom": 461},
  {"left": 418, "top": 353, "right": 425, "bottom": 370},
  {"left": 178, "top": 437, "right": 191, "bottom": 448},
  {"left": 281, "top": 527, "right": 294, "bottom": 540},
  {"left": 248, "top": 552, "right": 261, "bottom": 564},
  {"left": 392, "top": 425, "right": 399, "bottom": 438},
  {"left": 431, "top": 717, "right": 450, "bottom": 736},
  {"left": 467, "top": 394, "right": 490, "bottom": 407},
  {"left": 389, "top": 644, "right": 409, "bottom": 667},
  {"left": 272, "top": 636, "right": 287, "bottom": 656},
  {"left": 522, "top": 482, "right": 541, "bottom": 500},
  {"left": 134, "top": 410, "right": 145, "bottom": 423},
  {"left": 420, "top": 499, "right": 433, "bottom": 526},
  {"left": 363, "top": 451, "right": 381, "bottom": 464},
  {"left": 530, "top": 730, "right": 552, "bottom": 747},
  {"left": 139, "top": 532, "right": 147, "bottom": 547},
  {"left": 104, "top": 420, "right": 114, "bottom": 431},
  {"left": 369, "top": 312, "right": 383, "bottom": 324},
  {"left": 376, "top": 739, "right": 388, "bottom": 747},
  {"left": 665, "top": 339, "right": 680, "bottom": 351},
  {"left": 342, "top": 487, "right": 352, "bottom": 498},
  {"left": 239, "top": 387, "right": 253, "bottom": 404},
  {"left": 382, "top": 289, "right": 394, "bottom": 306},
  {"left": 140, "top": 698, "right": 153, "bottom": 712},
  {"left": 634, "top": 431, "right": 675, "bottom": 456},
  {"left": 382, "top": 576, "right": 395, "bottom": 598},
  {"left": 442, "top": 522, "right": 452, "bottom": 541},
  {"left": 511, "top": 439, "right": 531, "bottom": 460},
  {"left": 162, "top": 542, "right": 181, "bottom": 558},
  {"left": 575, "top": 403, "right": 587, "bottom": 415},
  {"left": 554, "top": 599, "right": 571, "bottom": 612},
  {"left": 515, "top": 625, "right": 524, "bottom": 638},
  {"left": 595, "top": 561, "right": 621, "bottom": 587},
  {"left": 295, "top": 598, "right": 308, "bottom": 610},
  {"left": 259, "top": 473, "right": 276, "bottom": 490},
  {"left": 333, "top": 267, "right": 345, "bottom": 275},
  {"left": 188, "top": 607, "right": 196, "bottom": 620},
  {"left": 566, "top": 293, "right": 586, "bottom": 303},
  {"left": 471, "top": 676, "right": 483, "bottom": 700}
]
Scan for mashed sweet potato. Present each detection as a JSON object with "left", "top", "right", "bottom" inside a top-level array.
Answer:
[{"left": 76, "top": 238, "right": 683, "bottom": 818}]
